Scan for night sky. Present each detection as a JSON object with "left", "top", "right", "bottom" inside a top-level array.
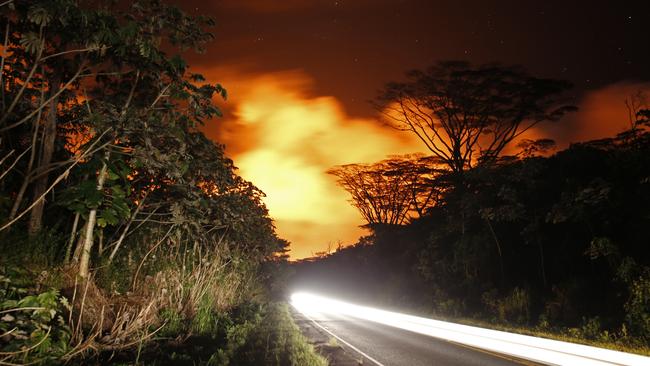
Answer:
[{"left": 170, "top": 0, "right": 650, "bottom": 258}]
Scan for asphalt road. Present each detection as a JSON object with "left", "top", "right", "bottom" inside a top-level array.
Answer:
[{"left": 302, "top": 310, "right": 538, "bottom": 366}]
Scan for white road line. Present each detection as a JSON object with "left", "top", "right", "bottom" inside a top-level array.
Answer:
[
  {"left": 293, "top": 304, "right": 387, "bottom": 366},
  {"left": 292, "top": 293, "right": 650, "bottom": 366}
]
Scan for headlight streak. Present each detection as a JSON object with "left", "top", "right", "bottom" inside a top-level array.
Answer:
[{"left": 291, "top": 292, "right": 650, "bottom": 366}]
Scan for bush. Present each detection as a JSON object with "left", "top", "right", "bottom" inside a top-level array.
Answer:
[
  {"left": 482, "top": 287, "right": 530, "bottom": 324},
  {"left": 214, "top": 303, "right": 327, "bottom": 366},
  {"left": 624, "top": 268, "right": 650, "bottom": 341},
  {"left": 0, "top": 268, "right": 72, "bottom": 364}
]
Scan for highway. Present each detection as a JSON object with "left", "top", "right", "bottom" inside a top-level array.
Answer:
[
  {"left": 291, "top": 292, "right": 650, "bottom": 366},
  {"left": 296, "top": 308, "right": 532, "bottom": 366}
]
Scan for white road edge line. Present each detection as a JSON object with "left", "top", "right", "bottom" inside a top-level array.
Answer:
[
  {"left": 292, "top": 292, "right": 650, "bottom": 366},
  {"left": 292, "top": 304, "right": 387, "bottom": 366}
]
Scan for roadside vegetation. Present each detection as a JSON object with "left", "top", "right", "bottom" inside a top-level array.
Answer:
[
  {"left": 294, "top": 63, "right": 650, "bottom": 354},
  {"left": 0, "top": 0, "right": 322, "bottom": 364}
]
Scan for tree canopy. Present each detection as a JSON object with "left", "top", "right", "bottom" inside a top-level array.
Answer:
[
  {"left": 376, "top": 61, "right": 576, "bottom": 175},
  {"left": 327, "top": 154, "right": 445, "bottom": 227},
  {"left": 0, "top": 0, "right": 284, "bottom": 285}
]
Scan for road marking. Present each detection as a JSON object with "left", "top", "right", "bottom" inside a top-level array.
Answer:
[
  {"left": 294, "top": 306, "right": 386, "bottom": 366},
  {"left": 299, "top": 309, "right": 532, "bottom": 366},
  {"left": 292, "top": 293, "right": 647, "bottom": 366},
  {"left": 448, "top": 340, "right": 539, "bottom": 366}
]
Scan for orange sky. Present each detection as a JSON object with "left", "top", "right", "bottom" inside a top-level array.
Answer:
[
  {"left": 201, "top": 68, "right": 424, "bottom": 259},
  {"left": 167, "top": 0, "right": 650, "bottom": 259},
  {"left": 196, "top": 64, "right": 649, "bottom": 259}
]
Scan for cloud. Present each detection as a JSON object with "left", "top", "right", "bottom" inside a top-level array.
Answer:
[
  {"left": 534, "top": 82, "right": 650, "bottom": 149},
  {"left": 198, "top": 64, "right": 650, "bottom": 259},
  {"left": 200, "top": 68, "right": 423, "bottom": 259},
  {"left": 503, "top": 82, "right": 650, "bottom": 155}
]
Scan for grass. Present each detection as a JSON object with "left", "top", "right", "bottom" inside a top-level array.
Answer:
[
  {"left": 227, "top": 302, "right": 328, "bottom": 366},
  {"left": 327, "top": 337, "right": 339, "bottom": 347},
  {"left": 107, "top": 302, "right": 328, "bottom": 366}
]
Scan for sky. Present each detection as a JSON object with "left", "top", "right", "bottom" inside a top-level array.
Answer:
[{"left": 170, "top": 0, "right": 650, "bottom": 259}]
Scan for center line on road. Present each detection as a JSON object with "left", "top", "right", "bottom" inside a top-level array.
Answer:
[{"left": 293, "top": 306, "right": 387, "bottom": 366}]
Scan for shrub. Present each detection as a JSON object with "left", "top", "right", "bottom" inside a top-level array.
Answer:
[
  {"left": 624, "top": 268, "right": 650, "bottom": 341},
  {"left": 482, "top": 287, "right": 530, "bottom": 324},
  {"left": 0, "top": 268, "right": 72, "bottom": 364},
  {"left": 211, "top": 303, "right": 327, "bottom": 366}
]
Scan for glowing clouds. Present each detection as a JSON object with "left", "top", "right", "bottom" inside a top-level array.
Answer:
[
  {"left": 540, "top": 82, "right": 650, "bottom": 149},
  {"left": 199, "top": 67, "right": 649, "bottom": 259},
  {"left": 567, "top": 82, "right": 650, "bottom": 142},
  {"left": 205, "top": 70, "right": 423, "bottom": 259},
  {"left": 503, "top": 82, "right": 650, "bottom": 155}
]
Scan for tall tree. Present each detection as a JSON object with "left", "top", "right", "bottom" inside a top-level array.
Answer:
[
  {"left": 376, "top": 61, "right": 576, "bottom": 177},
  {"left": 0, "top": 0, "right": 244, "bottom": 278}
]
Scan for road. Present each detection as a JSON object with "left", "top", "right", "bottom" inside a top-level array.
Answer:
[{"left": 298, "top": 309, "right": 536, "bottom": 366}]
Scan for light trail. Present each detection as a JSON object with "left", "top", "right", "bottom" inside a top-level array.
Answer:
[{"left": 291, "top": 292, "right": 650, "bottom": 366}]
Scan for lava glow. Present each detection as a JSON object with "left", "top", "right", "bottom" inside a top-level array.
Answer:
[
  {"left": 199, "top": 66, "right": 650, "bottom": 259},
  {"left": 201, "top": 70, "right": 424, "bottom": 259}
]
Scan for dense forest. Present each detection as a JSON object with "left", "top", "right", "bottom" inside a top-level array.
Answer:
[
  {"left": 0, "top": 1, "right": 324, "bottom": 365},
  {"left": 2, "top": 0, "right": 649, "bottom": 364},
  {"left": 293, "top": 63, "right": 650, "bottom": 352}
]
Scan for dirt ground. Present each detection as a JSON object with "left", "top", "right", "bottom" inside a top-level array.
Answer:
[{"left": 290, "top": 307, "right": 366, "bottom": 366}]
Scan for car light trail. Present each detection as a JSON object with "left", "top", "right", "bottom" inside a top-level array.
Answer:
[{"left": 291, "top": 292, "right": 650, "bottom": 366}]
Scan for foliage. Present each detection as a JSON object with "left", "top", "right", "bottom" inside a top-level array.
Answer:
[
  {"left": 624, "top": 268, "right": 650, "bottom": 343},
  {"left": 482, "top": 287, "right": 530, "bottom": 324},
  {"left": 212, "top": 303, "right": 327, "bottom": 366},
  {"left": 122, "top": 303, "right": 327, "bottom": 366},
  {"left": 375, "top": 61, "right": 576, "bottom": 175},
  {"left": 0, "top": 267, "right": 72, "bottom": 364},
  {"left": 327, "top": 154, "right": 446, "bottom": 226},
  {"left": 0, "top": 0, "right": 289, "bottom": 364},
  {"left": 294, "top": 120, "right": 650, "bottom": 352}
]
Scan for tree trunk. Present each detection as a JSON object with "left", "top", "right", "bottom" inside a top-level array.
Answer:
[
  {"left": 538, "top": 240, "right": 547, "bottom": 288},
  {"left": 27, "top": 78, "right": 60, "bottom": 235},
  {"left": 64, "top": 211, "right": 80, "bottom": 264},
  {"left": 486, "top": 218, "right": 506, "bottom": 287},
  {"left": 78, "top": 152, "right": 109, "bottom": 279},
  {"left": 9, "top": 78, "right": 46, "bottom": 221},
  {"left": 107, "top": 193, "right": 147, "bottom": 264},
  {"left": 71, "top": 221, "right": 87, "bottom": 263}
]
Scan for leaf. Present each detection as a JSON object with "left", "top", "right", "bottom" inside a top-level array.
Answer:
[
  {"left": 27, "top": 6, "right": 51, "bottom": 26},
  {"left": 100, "top": 208, "right": 118, "bottom": 226},
  {"left": 170, "top": 54, "right": 187, "bottom": 71},
  {"left": 107, "top": 170, "right": 120, "bottom": 181},
  {"left": 19, "top": 33, "right": 42, "bottom": 55},
  {"left": 111, "top": 185, "right": 125, "bottom": 198}
]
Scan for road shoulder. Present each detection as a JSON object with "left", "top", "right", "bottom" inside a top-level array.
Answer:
[{"left": 290, "top": 307, "right": 366, "bottom": 366}]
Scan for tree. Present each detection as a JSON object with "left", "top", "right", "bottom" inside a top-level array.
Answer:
[
  {"left": 0, "top": 0, "right": 275, "bottom": 280},
  {"left": 327, "top": 154, "right": 444, "bottom": 227},
  {"left": 376, "top": 61, "right": 575, "bottom": 177}
]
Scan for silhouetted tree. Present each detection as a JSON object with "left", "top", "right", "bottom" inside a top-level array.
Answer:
[
  {"left": 327, "top": 154, "right": 444, "bottom": 226},
  {"left": 376, "top": 61, "right": 576, "bottom": 177},
  {"left": 517, "top": 138, "right": 557, "bottom": 158}
]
